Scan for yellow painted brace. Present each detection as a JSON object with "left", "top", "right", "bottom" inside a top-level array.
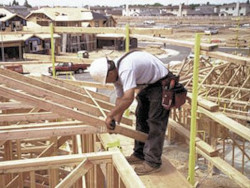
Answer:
[{"left": 105, "top": 139, "right": 122, "bottom": 152}]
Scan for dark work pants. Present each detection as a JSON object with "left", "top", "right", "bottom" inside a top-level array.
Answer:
[{"left": 133, "top": 84, "right": 170, "bottom": 168}]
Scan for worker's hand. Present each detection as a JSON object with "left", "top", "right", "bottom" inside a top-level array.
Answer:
[{"left": 105, "top": 116, "right": 114, "bottom": 130}]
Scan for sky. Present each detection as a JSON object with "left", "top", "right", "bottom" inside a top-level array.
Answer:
[{"left": 1, "top": 0, "right": 248, "bottom": 7}]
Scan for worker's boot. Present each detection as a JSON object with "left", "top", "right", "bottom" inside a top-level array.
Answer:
[
  {"left": 126, "top": 154, "right": 144, "bottom": 164},
  {"left": 134, "top": 162, "right": 161, "bottom": 175}
]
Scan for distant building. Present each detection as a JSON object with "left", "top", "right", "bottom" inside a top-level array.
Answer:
[
  {"left": 187, "top": 5, "right": 219, "bottom": 16},
  {"left": 0, "top": 8, "right": 61, "bottom": 61},
  {"left": 26, "top": 7, "right": 117, "bottom": 53},
  {"left": 5, "top": 5, "right": 31, "bottom": 17},
  {"left": 219, "top": 2, "right": 250, "bottom": 16},
  {"left": 161, "top": 4, "right": 191, "bottom": 17},
  {"left": 96, "top": 34, "right": 137, "bottom": 51},
  {"left": 90, "top": 6, "right": 122, "bottom": 16},
  {"left": 0, "top": 8, "right": 27, "bottom": 32},
  {"left": 122, "top": 5, "right": 162, "bottom": 16}
]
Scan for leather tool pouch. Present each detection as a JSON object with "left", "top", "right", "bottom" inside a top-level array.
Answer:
[{"left": 161, "top": 72, "right": 187, "bottom": 110}]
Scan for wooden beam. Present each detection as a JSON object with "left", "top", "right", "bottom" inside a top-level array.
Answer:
[
  {"left": 187, "top": 92, "right": 219, "bottom": 112},
  {"left": 0, "top": 125, "right": 104, "bottom": 141},
  {"left": 112, "top": 152, "right": 145, "bottom": 188},
  {"left": 200, "top": 51, "right": 250, "bottom": 66},
  {"left": 0, "top": 121, "right": 84, "bottom": 130},
  {"left": 58, "top": 79, "right": 114, "bottom": 90},
  {"left": 197, "top": 148, "right": 250, "bottom": 188},
  {"left": 38, "top": 136, "right": 71, "bottom": 158},
  {"left": 0, "top": 102, "right": 33, "bottom": 110},
  {"left": 41, "top": 75, "right": 110, "bottom": 102},
  {"left": 0, "top": 68, "right": 131, "bottom": 125},
  {"left": 0, "top": 112, "right": 61, "bottom": 122},
  {"left": 198, "top": 107, "right": 250, "bottom": 141},
  {"left": 0, "top": 151, "right": 114, "bottom": 173},
  {"left": 24, "top": 26, "right": 173, "bottom": 35},
  {"left": 55, "top": 159, "right": 93, "bottom": 188},
  {"left": 168, "top": 119, "right": 219, "bottom": 157},
  {"left": 134, "top": 35, "right": 218, "bottom": 51},
  {"left": 0, "top": 74, "right": 108, "bottom": 118},
  {"left": 0, "top": 86, "right": 147, "bottom": 142}
]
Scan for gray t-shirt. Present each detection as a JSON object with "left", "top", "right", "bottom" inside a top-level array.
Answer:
[{"left": 114, "top": 51, "right": 168, "bottom": 97}]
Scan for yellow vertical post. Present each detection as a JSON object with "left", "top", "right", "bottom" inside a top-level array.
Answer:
[
  {"left": 125, "top": 23, "right": 130, "bottom": 52},
  {"left": 50, "top": 22, "right": 56, "bottom": 78},
  {"left": 188, "top": 33, "right": 201, "bottom": 186},
  {"left": 124, "top": 23, "right": 130, "bottom": 117}
]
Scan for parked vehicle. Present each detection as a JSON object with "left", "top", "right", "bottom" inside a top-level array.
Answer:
[
  {"left": 77, "top": 50, "right": 89, "bottom": 58},
  {"left": 143, "top": 20, "right": 155, "bottom": 25},
  {"left": 48, "top": 62, "right": 89, "bottom": 75},
  {"left": 204, "top": 27, "right": 218, "bottom": 35},
  {"left": 4, "top": 65, "right": 24, "bottom": 74}
]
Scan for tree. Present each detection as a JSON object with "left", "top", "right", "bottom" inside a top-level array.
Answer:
[
  {"left": 153, "top": 3, "right": 163, "bottom": 6},
  {"left": 24, "top": 0, "right": 32, "bottom": 8},
  {"left": 247, "top": 0, "right": 249, "bottom": 4},
  {"left": 207, "top": 2, "right": 210, "bottom": 5},
  {"left": 189, "top": 4, "right": 200, "bottom": 10},
  {"left": 12, "top": 0, "right": 19, "bottom": 6}
]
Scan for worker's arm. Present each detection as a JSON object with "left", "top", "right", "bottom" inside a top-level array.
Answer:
[
  {"left": 113, "top": 97, "right": 124, "bottom": 123},
  {"left": 105, "top": 88, "right": 135, "bottom": 129}
]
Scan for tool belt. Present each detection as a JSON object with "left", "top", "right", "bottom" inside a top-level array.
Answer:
[{"left": 161, "top": 72, "right": 187, "bottom": 110}]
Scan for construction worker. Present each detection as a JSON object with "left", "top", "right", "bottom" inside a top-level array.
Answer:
[{"left": 89, "top": 51, "right": 170, "bottom": 175}]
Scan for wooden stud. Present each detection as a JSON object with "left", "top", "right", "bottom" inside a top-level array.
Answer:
[{"left": 55, "top": 159, "right": 93, "bottom": 188}]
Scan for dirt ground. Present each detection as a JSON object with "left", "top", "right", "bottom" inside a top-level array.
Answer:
[{"left": 167, "top": 27, "right": 250, "bottom": 49}]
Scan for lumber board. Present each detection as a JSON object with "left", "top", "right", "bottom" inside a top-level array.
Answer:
[
  {"left": 198, "top": 107, "right": 250, "bottom": 141},
  {"left": 0, "top": 69, "right": 130, "bottom": 124},
  {"left": 0, "top": 73, "right": 110, "bottom": 117},
  {"left": 38, "top": 136, "right": 71, "bottom": 158},
  {"left": 112, "top": 152, "right": 145, "bottom": 188},
  {"left": 139, "top": 155, "right": 192, "bottom": 188},
  {"left": 0, "top": 85, "right": 147, "bottom": 142},
  {"left": 0, "top": 102, "right": 33, "bottom": 110},
  {"left": 24, "top": 26, "right": 173, "bottom": 35},
  {"left": 0, "top": 151, "right": 112, "bottom": 173},
  {"left": 57, "top": 78, "right": 115, "bottom": 90},
  {"left": 187, "top": 93, "right": 219, "bottom": 112},
  {"left": 200, "top": 51, "right": 250, "bottom": 66},
  {"left": 168, "top": 119, "right": 218, "bottom": 157},
  {"left": 0, "top": 112, "right": 61, "bottom": 122},
  {"left": 197, "top": 148, "right": 250, "bottom": 188},
  {"left": 133, "top": 35, "right": 218, "bottom": 51},
  {"left": 0, "top": 125, "right": 103, "bottom": 141},
  {"left": 0, "top": 121, "right": 85, "bottom": 130},
  {"left": 224, "top": 112, "right": 250, "bottom": 122},
  {"left": 55, "top": 159, "right": 93, "bottom": 188},
  {"left": 41, "top": 75, "right": 110, "bottom": 102}
]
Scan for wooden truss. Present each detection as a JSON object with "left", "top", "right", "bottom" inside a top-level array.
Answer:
[
  {"left": 170, "top": 53, "right": 250, "bottom": 125},
  {"left": 0, "top": 68, "right": 191, "bottom": 187},
  {"left": 167, "top": 51, "right": 250, "bottom": 188}
]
